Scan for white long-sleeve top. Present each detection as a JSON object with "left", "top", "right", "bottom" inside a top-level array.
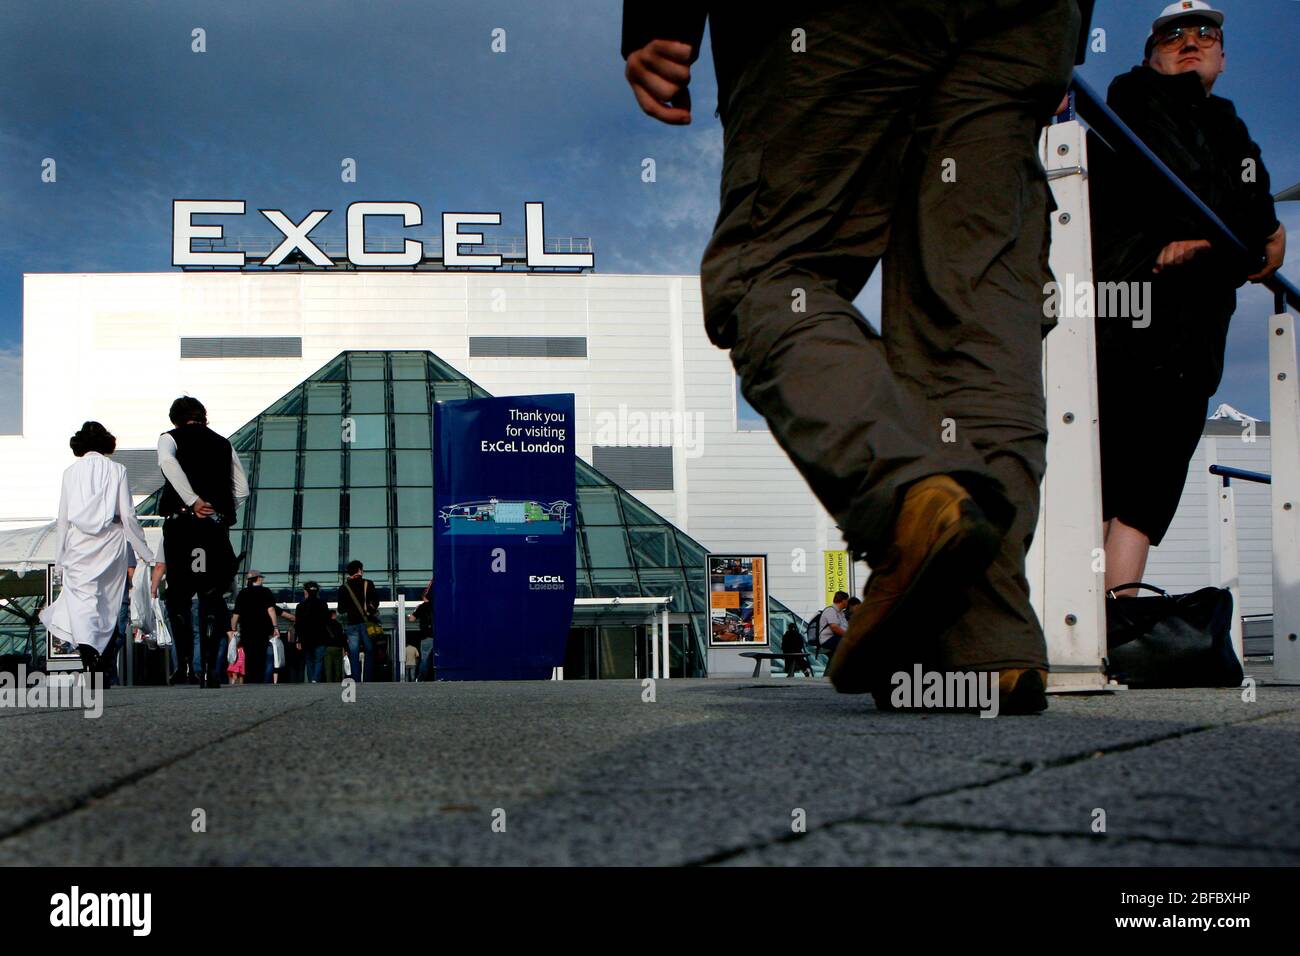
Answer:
[{"left": 156, "top": 433, "right": 250, "bottom": 508}]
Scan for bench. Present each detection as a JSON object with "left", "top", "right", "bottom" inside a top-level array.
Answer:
[{"left": 737, "top": 651, "right": 811, "bottom": 678}]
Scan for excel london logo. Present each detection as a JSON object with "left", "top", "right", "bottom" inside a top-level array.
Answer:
[{"left": 528, "top": 574, "right": 566, "bottom": 591}]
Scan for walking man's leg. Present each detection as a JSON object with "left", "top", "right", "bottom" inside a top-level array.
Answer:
[{"left": 878, "top": 0, "right": 1080, "bottom": 690}]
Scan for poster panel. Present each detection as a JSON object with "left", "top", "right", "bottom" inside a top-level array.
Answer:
[{"left": 706, "top": 553, "right": 768, "bottom": 647}]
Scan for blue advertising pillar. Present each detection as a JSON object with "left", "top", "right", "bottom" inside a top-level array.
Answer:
[{"left": 433, "top": 394, "right": 576, "bottom": 679}]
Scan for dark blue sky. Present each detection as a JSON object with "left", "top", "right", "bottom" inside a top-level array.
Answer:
[{"left": 1, "top": 0, "right": 1297, "bottom": 433}]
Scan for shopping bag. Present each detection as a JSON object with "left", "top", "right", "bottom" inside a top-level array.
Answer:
[
  {"left": 151, "top": 596, "right": 174, "bottom": 648},
  {"left": 270, "top": 635, "right": 285, "bottom": 669},
  {"left": 227, "top": 634, "right": 240, "bottom": 666}
]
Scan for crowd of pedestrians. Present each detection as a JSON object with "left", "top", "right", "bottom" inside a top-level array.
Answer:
[{"left": 43, "top": 396, "right": 435, "bottom": 687}]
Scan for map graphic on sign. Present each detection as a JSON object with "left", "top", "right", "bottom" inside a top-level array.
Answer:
[{"left": 438, "top": 497, "right": 572, "bottom": 535}]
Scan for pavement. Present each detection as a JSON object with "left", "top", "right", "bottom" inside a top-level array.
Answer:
[{"left": 1, "top": 665, "right": 1297, "bottom": 866}]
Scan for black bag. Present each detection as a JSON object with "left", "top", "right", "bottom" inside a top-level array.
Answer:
[{"left": 1104, "top": 582, "right": 1243, "bottom": 688}]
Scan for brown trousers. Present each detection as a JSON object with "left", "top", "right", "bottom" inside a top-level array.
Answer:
[{"left": 700, "top": 0, "right": 1081, "bottom": 670}]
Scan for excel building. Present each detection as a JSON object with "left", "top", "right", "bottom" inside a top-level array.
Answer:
[{"left": 1, "top": 239, "right": 858, "bottom": 677}]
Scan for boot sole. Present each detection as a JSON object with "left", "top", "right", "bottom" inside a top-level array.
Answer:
[{"left": 832, "top": 498, "right": 1003, "bottom": 696}]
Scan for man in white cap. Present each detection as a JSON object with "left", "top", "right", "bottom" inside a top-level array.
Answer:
[{"left": 1091, "top": 1, "right": 1286, "bottom": 599}]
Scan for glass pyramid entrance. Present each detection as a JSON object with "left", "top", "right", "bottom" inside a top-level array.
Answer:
[{"left": 139, "top": 350, "right": 802, "bottom": 678}]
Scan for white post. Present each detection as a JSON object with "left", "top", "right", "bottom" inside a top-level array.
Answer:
[
  {"left": 1268, "top": 311, "right": 1300, "bottom": 681},
  {"left": 662, "top": 606, "right": 670, "bottom": 679},
  {"left": 1216, "top": 480, "right": 1245, "bottom": 666},
  {"left": 1032, "top": 119, "right": 1108, "bottom": 692},
  {"left": 650, "top": 612, "right": 659, "bottom": 682},
  {"left": 396, "top": 594, "right": 406, "bottom": 683}
]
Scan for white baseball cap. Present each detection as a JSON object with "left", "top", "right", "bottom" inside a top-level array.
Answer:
[{"left": 1151, "top": 1, "right": 1225, "bottom": 34}]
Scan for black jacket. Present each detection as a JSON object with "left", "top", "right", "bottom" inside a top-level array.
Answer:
[
  {"left": 1089, "top": 67, "right": 1279, "bottom": 390},
  {"left": 1090, "top": 66, "right": 1279, "bottom": 289},
  {"left": 294, "top": 595, "right": 331, "bottom": 650}
]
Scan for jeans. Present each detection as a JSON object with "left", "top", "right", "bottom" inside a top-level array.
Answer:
[
  {"left": 345, "top": 622, "right": 373, "bottom": 682},
  {"left": 109, "top": 600, "right": 129, "bottom": 686},
  {"left": 304, "top": 645, "right": 325, "bottom": 682},
  {"left": 419, "top": 637, "right": 435, "bottom": 681}
]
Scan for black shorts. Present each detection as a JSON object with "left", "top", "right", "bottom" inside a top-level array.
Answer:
[{"left": 1097, "top": 366, "right": 1208, "bottom": 548}]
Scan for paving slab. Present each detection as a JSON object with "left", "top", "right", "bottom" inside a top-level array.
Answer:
[{"left": 0, "top": 675, "right": 1295, "bottom": 865}]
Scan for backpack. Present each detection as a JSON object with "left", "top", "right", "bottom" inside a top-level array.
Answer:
[{"left": 806, "top": 608, "right": 828, "bottom": 649}]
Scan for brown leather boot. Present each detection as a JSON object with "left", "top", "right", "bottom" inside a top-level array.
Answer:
[
  {"left": 998, "top": 667, "right": 1048, "bottom": 715},
  {"left": 828, "top": 474, "right": 1003, "bottom": 695}
]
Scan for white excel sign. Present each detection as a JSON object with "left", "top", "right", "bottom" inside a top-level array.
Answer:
[{"left": 172, "top": 200, "right": 594, "bottom": 269}]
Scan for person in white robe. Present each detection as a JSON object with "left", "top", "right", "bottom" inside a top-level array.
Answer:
[{"left": 40, "top": 422, "right": 156, "bottom": 667}]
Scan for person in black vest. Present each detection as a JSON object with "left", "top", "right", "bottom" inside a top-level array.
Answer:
[{"left": 156, "top": 396, "right": 248, "bottom": 688}]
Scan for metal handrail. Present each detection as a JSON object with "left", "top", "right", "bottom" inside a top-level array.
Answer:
[
  {"left": 1070, "top": 76, "right": 1300, "bottom": 316},
  {"left": 1208, "top": 464, "right": 1271, "bottom": 486}
]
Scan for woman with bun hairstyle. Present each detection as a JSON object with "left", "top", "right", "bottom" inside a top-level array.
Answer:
[{"left": 40, "top": 422, "right": 156, "bottom": 676}]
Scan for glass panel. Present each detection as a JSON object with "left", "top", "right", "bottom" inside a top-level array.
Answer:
[
  {"left": 307, "top": 382, "right": 344, "bottom": 413},
  {"left": 589, "top": 567, "right": 641, "bottom": 597},
  {"left": 582, "top": 526, "right": 631, "bottom": 568},
  {"left": 348, "top": 450, "right": 387, "bottom": 486},
  {"left": 675, "top": 532, "right": 708, "bottom": 569},
  {"left": 637, "top": 568, "right": 689, "bottom": 612},
  {"left": 349, "top": 381, "right": 386, "bottom": 414},
  {"left": 346, "top": 529, "right": 388, "bottom": 572},
  {"left": 298, "top": 529, "right": 341, "bottom": 576},
  {"left": 348, "top": 488, "right": 388, "bottom": 527},
  {"left": 575, "top": 462, "right": 604, "bottom": 487},
  {"left": 265, "top": 387, "right": 304, "bottom": 416},
  {"left": 351, "top": 414, "right": 388, "bottom": 449},
  {"left": 577, "top": 487, "right": 621, "bottom": 525},
  {"left": 395, "top": 488, "right": 433, "bottom": 526},
  {"left": 394, "top": 415, "right": 431, "bottom": 448},
  {"left": 432, "top": 383, "right": 472, "bottom": 402},
  {"left": 349, "top": 354, "right": 386, "bottom": 380},
  {"left": 300, "top": 490, "right": 341, "bottom": 528},
  {"left": 260, "top": 417, "right": 299, "bottom": 451},
  {"left": 231, "top": 429, "right": 257, "bottom": 453},
  {"left": 249, "top": 530, "right": 292, "bottom": 576},
  {"left": 391, "top": 354, "right": 428, "bottom": 380},
  {"left": 303, "top": 450, "right": 341, "bottom": 487},
  {"left": 619, "top": 492, "right": 664, "bottom": 526},
  {"left": 628, "top": 526, "right": 680, "bottom": 569},
  {"left": 305, "top": 415, "right": 344, "bottom": 449},
  {"left": 257, "top": 451, "right": 297, "bottom": 488},
  {"left": 572, "top": 568, "right": 593, "bottom": 598},
  {"left": 394, "top": 451, "right": 432, "bottom": 486},
  {"left": 392, "top": 381, "right": 428, "bottom": 414},
  {"left": 397, "top": 528, "right": 432, "bottom": 573},
  {"left": 253, "top": 489, "right": 295, "bottom": 529}
]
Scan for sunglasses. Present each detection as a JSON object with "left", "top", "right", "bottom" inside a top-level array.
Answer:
[{"left": 1155, "top": 23, "right": 1222, "bottom": 50}]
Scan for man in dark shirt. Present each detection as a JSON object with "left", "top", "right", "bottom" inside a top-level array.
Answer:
[
  {"left": 156, "top": 396, "right": 248, "bottom": 688},
  {"left": 622, "top": 1, "right": 1094, "bottom": 713},
  {"left": 337, "top": 560, "right": 380, "bottom": 682},
  {"left": 231, "top": 571, "right": 279, "bottom": 684},
  {"left": 1090, "top": 1, "right": 1285, "bottom": 594}
]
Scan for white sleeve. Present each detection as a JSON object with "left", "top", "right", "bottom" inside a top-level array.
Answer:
[
  {"left": 52, "top": 473, "right": 69, "bottom": 569},
  {"left": 117, "top": 467, "right": 155, "bottom": 565},
  {"left": 231, "top": 447, "right": 249, "bottom": 503},
  {"left": 157, "top": 434, "right": 199, "bottom": 507}
]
